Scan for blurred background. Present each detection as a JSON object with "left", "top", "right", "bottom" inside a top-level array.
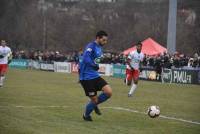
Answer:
[
  {"left": 0, "top": 0, "right": 199, "bottom": 53},
  {"left": 0, "top": 0, "right": 200, "bottom": 68}
]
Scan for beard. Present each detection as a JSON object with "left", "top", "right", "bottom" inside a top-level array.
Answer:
[
  {"left": 99, "top": 43, "right": 104, "bottom": 47},
  {"left": 137, "top": 49, "right": 141, "bottom": 53}
]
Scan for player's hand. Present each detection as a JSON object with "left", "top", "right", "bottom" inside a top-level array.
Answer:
[
  {"left": 93, "top": 64, "right": 99, "bottom": 71},
  {"left": 8, "top": 59, "right": 12, "bottom": 64}
]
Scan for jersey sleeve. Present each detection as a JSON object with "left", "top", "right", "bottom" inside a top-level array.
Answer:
[
  {"left": 141, "top": 53, "right": 144, "bottom": 62},
  {"left": 83, "top": 44, "right": 96, "bottom": 67},
  {"left": 127, "top": 52, "right": 133, "bottom": 59},
  {"left": 8, "top": 48, "right": 12, "bottom": 60},
  {"left": 9, "top": 47, "right": 11, "bottom": 53},
  {"left": 8, "top": 48, "right": 12, "bottom": 55}
]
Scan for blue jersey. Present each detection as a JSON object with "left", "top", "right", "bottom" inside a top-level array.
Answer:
[{"left": 79, "top": 41, "right": 102, "bottom": 80}]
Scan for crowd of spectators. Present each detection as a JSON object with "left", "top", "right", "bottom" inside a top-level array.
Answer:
[
  {"left": 142, "top": 52, "right": 200, "bottom": 76},
  {"left": 12, "top": 50, "right": 78, "bottom": 63},
  {"left": 12, "top": 50, "right": 126, "bottom": 64},
  {"left": 143, "top": 52, "right": 200, "bottom": 69},
  {"left": 12, "top": 50, "right": 200, "bottom": 69}
]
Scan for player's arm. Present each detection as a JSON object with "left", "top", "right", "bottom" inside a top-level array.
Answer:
[
  {"left": 8, "top": 51, "right": 12, "bottom": 64},
  {"left": 139, "top": 55, "right": 144, "bottom": 72},
  {"left": 127, "top": 54, "right": 134, "bottom": 70},
  {"left": 139, "top": 62, "right": 143, "bottom": 72},
  {"left": 83, "top": 45, "right": 99, "bottom": 70}
]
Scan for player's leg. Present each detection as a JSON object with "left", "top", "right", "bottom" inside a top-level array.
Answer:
[
  {"left": 0, "top": 64, "right": 3, "bottom": 87},
  {"left": 92, "top": 84, "right": 112, "bottom": 116},
  {"left": 128, "top": 79, "right": 138, "bottom": 97},
  {"left": 128, "top": 70, "right": 139, "bottom": 97},
  {"left": 0, "top": 64, "right": 8, "bottom": 86},
  {"left": 97, "top": 84, "right": 112, "bottom": 104},
  {"left": 96, "top": 77, "right": 112, "bottom": 105},
  {"left": 0, "top": 74, "right": 4, "bottom": 85},
  {"left": 81, "top": 77, "right": 112, "bottom": 121},
  {"left": 80, "top": 79, "right": 98, "bottom": 121},
  {"left": 84, "top": 84, "right": 112, "bottom": 118},
  {"left": 92, "top": 77, "right": 112, "bottom": 115},
  {"left": 125, "top": 69, "right": 132, "bottom": 86},
  {"left": 0, "top": 75, "right": 2, "bottom": 87},
  {"left": 124, "top": 69, "right": 129, "bottom": 85},
  {"left": 83, "top": 95, "right": 98, "bottom": 121}
]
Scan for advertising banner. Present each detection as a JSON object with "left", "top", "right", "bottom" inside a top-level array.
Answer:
[
  {"left": 54, "top": 62, "right": 71, "bottom": 73},
  {"left": 113, "top": 64, "right": 126, "bottom": 78},
  {"left": 162, "top": 68, "right": 200, "bottom": 84},
  {"left": 28, "top": 60, "right": 40, "bottom": 69},
  {"left": 99, "top": 64, "right": 106, "bottom": 75},
  {"left": 105, "top": 64, "right": 113, "bottom": 76},
  {"left": 40, "top": 63, "right": 54, "bottom": 71},
  {"left": 9, "top": 59, "right": 28, "bottom": 69},
  {"left": 71, "top": 62, "right": 79, "bottom": 73},
  {"left": 139, "top": 68, "right": 160, "bottom": 81}
]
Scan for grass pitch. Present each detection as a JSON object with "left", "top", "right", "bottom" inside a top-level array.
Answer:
[{"left": 0, "top": 69, "right": 200, "bottom": 134}]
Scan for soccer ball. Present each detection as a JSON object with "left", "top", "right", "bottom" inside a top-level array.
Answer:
[{"left": 147, "top": 105, "right": 160, "bottom": 118}]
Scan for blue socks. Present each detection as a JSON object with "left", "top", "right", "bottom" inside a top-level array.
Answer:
[
  {"left": 85, "top": 101, "right": 96, "bottom": 117},
  {"left": 97, "top": 92, "right": 110, "bottom": 105},
  {"left": 85, "top": 93, "right": 110, "bottom": 117}
]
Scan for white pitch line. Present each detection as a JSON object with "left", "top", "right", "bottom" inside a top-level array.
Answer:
[
  {"left": 0, "top": 105, "right": 199, "bottom": 125},
  {"left": 159, "top": 115, "right": 200, "bottom": 125},
  {"left": 102, "top": 106, "right": 200, "bottom": 125}
]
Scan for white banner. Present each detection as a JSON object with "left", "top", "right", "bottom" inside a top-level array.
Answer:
[
  {"left": 98, "top": 64, "right": 106, "bottom": 75},
  {"left": 54, "top": 62, "right": 71, "bottom": 73},
  {"left": 32, "top": 61, "right": 40, "bottom": 69},
  {"left": 105, "top": 64, "right": 113, "bottom": 76},
  {"left": 40, "top": 63, "right": 54, "bottom": 71},
  {"left": 99, "top": 64, "right": 113, "bottom": 76}
]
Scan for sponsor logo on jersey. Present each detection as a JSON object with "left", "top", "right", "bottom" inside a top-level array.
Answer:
[
  {"left": 87, "top": 48, "right": 92, "bottom": 52},
  {"left": 89, "top": 92, "right": 95, "bottom": 96}
]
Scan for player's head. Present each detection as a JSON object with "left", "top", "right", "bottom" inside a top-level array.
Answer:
[
  {"left": 95, "top": 30, "right": 108, "bottom": 46},
  {"left": 136, "top": 41, "right": 142, "bottom": 53},
  {"left": 1, "top": 40, "right": 6, "bottom": 47}
]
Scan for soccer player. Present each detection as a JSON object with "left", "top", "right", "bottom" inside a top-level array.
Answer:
[
  {"left": 0, "top": 40, "right": 12, "bottom": 87},
  {"left": 79, "top": 31, "right": 112, "bottom": 121},
  {"left": 125, "top": 42, "right": 144, "bottom": 97}
]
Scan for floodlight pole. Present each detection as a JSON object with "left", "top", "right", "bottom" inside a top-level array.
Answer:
[
  {"left": 40, "top": 0, "right": 48, "bottom": 50},
  {"left": 167, "top": 0, "right": 177, "bottom": 54}
]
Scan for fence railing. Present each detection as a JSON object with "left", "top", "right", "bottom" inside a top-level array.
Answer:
[{"left": 9, "top": 59, "right": 200, "bottom": 85}]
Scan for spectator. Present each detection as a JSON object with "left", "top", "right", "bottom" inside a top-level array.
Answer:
[
  {"left": 187, "top": 58, "right": 193, "bottom": 67},
  {"left": 10, "top": 49, "right": 200, "bottom": 69}
]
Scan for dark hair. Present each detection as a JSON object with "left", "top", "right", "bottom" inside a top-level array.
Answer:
[
  {"left": 136, "top": 41, "right": 142, "bottom": 46},
  {"left": 96, "top": 30, "right": 108, "bottom": 38}
]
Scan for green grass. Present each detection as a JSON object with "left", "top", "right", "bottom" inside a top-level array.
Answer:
[{"left": 0, "top": 69, "right": 200, "bottom": 134}]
